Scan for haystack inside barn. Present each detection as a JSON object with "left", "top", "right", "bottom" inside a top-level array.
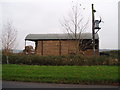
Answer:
[{"left": 25, "top": 33, "right": 99, "bottom": 56}]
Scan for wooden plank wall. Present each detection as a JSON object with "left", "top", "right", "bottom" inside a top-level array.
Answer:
[{"left": 35, "top": 40, "right": 99, "bottom": 56}]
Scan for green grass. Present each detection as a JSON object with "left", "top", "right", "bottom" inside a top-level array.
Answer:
[{"left": 2, "top": 64, "right": 119, "bottom": 85}]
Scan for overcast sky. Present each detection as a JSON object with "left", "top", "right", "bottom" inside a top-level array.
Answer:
[{"left": 0, "top": 0, "right": 119, "bottom": 50}]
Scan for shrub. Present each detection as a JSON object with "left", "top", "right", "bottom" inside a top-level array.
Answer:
[
  {"left": 2, "top": 53, "right": 119, "bottom": 66},
  {"left": 2, "top": 55, "right": 7, "bottom": 64},
  {"left": 85, "top": 56, "right": 107, "bottom": 65}
]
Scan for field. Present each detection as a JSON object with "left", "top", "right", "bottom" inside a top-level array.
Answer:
[{"left": 2, "top": 64, "right": 119, "bottom": 85}]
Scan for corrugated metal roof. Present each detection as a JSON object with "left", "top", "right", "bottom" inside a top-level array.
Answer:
[{"left": 25, "top": 33, "right": 99, "bottom": 41}]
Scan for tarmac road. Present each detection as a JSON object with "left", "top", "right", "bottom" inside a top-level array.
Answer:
[{"left": 2, "top": 81, "right": 119, "bottom": 88}]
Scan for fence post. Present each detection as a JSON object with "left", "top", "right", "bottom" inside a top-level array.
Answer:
[{"left": 6, "top": 56, "right": 9, "bottom": 64}]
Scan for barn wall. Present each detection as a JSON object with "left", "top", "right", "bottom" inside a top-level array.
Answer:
[
  {"left": 35, "top": 40, "right": 99, "bottom": 56},
  {"left": 68, "top": 40, "right": 78, "bottom": 54},
  {"left": 35, "top": 41, "right": 42, "bottom": 55},
  {"left": 43, "top": 40, "right": 60, "bottom": 55},
  {"left": 61, "top": 40, "right": 69, "bottom": 55}
]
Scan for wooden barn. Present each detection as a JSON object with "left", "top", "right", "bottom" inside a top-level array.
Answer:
[{"left": 25, "top": 33, "right": 99, "bottom": 56}]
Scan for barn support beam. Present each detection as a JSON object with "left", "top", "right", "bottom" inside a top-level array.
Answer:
[
  {"left": 41, "top": 41, "right": 43, "bottom": 56},
  {"left": 35, "top": 41, "right": 37, "bottom": 53},
  {"left": 25, "top": 40, "right": 26, "bottom": 48},
  {"left": 59, "top": 40, "right": 62, "bottom": 55}
]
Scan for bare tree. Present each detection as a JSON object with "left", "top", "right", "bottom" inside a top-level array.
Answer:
[
  {"left": 60, "top": 2, "right": 90, "bottom": 54},
  {"left": 2, "top": 20, "right": 17, "bottom": 63}
]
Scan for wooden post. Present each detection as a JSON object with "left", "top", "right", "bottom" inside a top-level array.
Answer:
[
  {"left": 25, "top": 40, "right": 26, "bottom": 48},
  {"left": 59, "top": 40, "right": 61, "bottom": 55},
  {"left": 92, "top": 4, "right": 96, "bottom": 55},
  {"left": 6, "top": 56, "right": 9, "bottom": 64},
  {"left": 41, "top": 41, "right": 43, "bottom": 55},
  {"left": 35, "top": 41, "right": 37, "bottom": 53}
]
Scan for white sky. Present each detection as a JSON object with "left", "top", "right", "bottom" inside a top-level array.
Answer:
[{"left": 0, "top": 0, "right": 119, "bottom": 50}]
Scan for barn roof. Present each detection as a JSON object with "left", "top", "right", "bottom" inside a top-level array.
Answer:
[{"left": 25, "top": 33, "right": 99, "bottom": 41}]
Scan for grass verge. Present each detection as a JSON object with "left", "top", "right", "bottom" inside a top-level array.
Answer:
[{"left": 2, "top": 64, "right": 119, "bottom": 85}]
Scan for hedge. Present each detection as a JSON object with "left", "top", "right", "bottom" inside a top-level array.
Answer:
[{"left": 2, "top": 54, "right": 119, "bottom": 65}]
